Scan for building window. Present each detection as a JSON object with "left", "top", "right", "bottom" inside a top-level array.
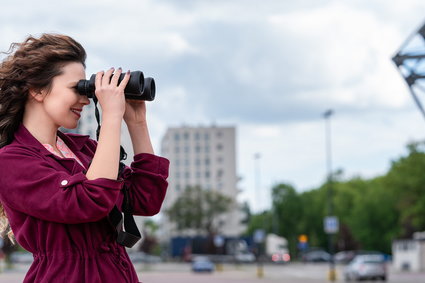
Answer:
[
  {"left": 185, "top": 172, "right": 190, "bottom": 179},
  {"left": 204, "top": 133, "right": 210, "bottom": 140},
  {"left": 175, "top": 146, "right": 180, "bottom": 154},
  {"left": 217, "top": 143, "right": 223, "bottom": 151},
  {"left": 174, "top": 133, "right": 180, "bottom": 141},
  {"left": 217, "top": 169, "right": 223, "bottom": 178},
  {"left": 205, "top": 171, "right": 210, "bottom": 178},
  {"left": 195, "top": 159, "right": 201, "bottom": 166},
  {"left": 195, "top": 132, "right": 200, "bottom": 140},
  {"left": 205, "top": 158, "right": 210, "bottom": 166},
  {"left": 185, "top": 159, "right": 190, "bottom": 166},
  {"left": 175, "top": 184, "right": 181, "bottom": 191},
  {"left": 218, "top": 182, "right": 223, "bottom": 190},
  {"left": 184, "top": 132, "right": 189, "bottom": 140},
  {"left": 217, "top": 156, "right": 223, "bottom": 163}
]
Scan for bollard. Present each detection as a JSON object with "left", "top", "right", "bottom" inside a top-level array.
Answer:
[
  {"left": 256, "top": 263, "right": 264, "bottom": 278},
  {"left": 328, "top": 268, "right": 337, "bottom": 281}
]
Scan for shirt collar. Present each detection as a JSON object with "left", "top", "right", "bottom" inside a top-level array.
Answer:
[{"left": 13, "top": 124, "right": 90, "bottom": 155}]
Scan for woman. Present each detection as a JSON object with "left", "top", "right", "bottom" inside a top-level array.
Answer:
[{"left": 0, "top": 33, "right": 169, "bottom": 282}]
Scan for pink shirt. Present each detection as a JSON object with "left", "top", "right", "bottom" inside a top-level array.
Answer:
[{"left": 42, "top": 136, "right": 85, "bottom": 168}]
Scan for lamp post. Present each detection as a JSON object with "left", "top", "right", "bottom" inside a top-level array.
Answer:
[
  {"left": 254, "top": 153, "right": 261, "bottom": 213},
  {"left": 323, "top": 109, "right": 337, "bottom": 281},
  {"left": 253, "top": 153, "right": 264, "bottom": 278}
]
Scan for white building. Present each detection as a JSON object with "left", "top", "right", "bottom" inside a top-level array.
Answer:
[
  {"left": 392, "top": 231, "right": 425, "bottom": 272},
  {"left": 160, "top": 125, "right": 245, "bottom": 239}
]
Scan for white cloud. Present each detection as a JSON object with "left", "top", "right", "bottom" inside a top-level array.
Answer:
[{"left": 2, "top": 0, "right": 425, "bottom": 213}]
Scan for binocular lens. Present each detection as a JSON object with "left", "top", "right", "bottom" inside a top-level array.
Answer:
[{"left": 76, "top": 70, "right": 155, "bottom": 101}]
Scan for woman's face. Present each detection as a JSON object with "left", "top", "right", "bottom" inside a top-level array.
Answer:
[{"left": 41, "top": 62, "right": 90, "bottom": 129}]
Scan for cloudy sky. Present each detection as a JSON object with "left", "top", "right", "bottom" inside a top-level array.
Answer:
[{"left": 1, "top": 0, "right": 425, "bottom": 212}]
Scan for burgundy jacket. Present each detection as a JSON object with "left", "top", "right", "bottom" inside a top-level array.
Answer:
[{"left": 0, "top": 124, "right": 169, "bottom": 283}]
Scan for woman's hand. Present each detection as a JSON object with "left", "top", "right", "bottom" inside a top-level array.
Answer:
[
  {"left": 123, "top": 99, "right": 147, "bottom": 125},
  {"left": 124, "top": 99, "right": 154, "bottom": 155},
  {"left": 94, "top": 67, "right": 130, "bottom": 120}
]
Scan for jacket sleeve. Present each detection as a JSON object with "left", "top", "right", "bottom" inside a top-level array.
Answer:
[
  {"left": 0, "top": 146, "right": 123, "bottom": 224},
  {"left": 118, "top": 153, "right": 169, "bottom": 216}
]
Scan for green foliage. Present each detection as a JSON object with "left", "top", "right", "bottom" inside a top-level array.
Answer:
[
  {"left": 271, "top": 183, "right": 302, "bottom": 256},
  {"left": 298, "top": 187, "right": 328, "bottom": 249},
  {"left": 385, "top": 141, "right": 425, "bottom": 237},
  {"left": 245, "top": 140, "right": 425, "bottom": 256},
  {"left": 166, "top": 185, "right": 233, "bottom": 235},
  {"left": 244, "top": 211, "right": 272, "bottom": 236}
]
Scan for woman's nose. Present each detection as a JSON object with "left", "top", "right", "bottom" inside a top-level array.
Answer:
[{"left": 79, "top": 95, "right": 90, "bottom": 105}]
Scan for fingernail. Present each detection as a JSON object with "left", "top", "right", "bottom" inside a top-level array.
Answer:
[
  {"left": 118, "top": 67, "right": 122, "bottom": 71},
  {"left": 110, "top": 67, "right": 114, "bottom": 70},
  {"left": 127, "top": 70, "right": 130, "bottom": 75}
]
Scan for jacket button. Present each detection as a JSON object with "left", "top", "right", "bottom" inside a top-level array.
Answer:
[{"left": 61, "top": 180, "right": 69, "bottom": 186}]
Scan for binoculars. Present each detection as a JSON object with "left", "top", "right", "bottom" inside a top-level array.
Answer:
[{"left": 76, "top": 71, "right": 155, "bottom": 101}]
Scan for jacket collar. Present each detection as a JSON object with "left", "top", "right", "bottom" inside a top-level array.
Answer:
[{"left": 13, "top": 124, "right": 90, "bottom": 156}]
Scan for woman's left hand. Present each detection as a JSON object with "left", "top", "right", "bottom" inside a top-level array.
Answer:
[{"left": 123, "top": 99, "right": 147, "bottom": 125}]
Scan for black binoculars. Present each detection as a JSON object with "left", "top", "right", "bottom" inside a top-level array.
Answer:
[{"left": 76, "top": 71, "right": 155, "bottom": 101}]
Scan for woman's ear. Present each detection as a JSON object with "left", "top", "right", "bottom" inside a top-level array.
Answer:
[{"left": 29, "top": 89, "right": 45, "bottom": 102}]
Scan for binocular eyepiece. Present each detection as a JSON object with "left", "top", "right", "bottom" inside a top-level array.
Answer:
[{"left": 76, "top": 71, "right": 155, "bottom": 101}]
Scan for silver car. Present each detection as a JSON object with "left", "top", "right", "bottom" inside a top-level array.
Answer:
[{"left": 344, "top": 254, "right": 387, "bottom": 281}]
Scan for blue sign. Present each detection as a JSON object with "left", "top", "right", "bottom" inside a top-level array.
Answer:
[
  {"left": 253, "top": 229, "right": 265, "bottom": 243},
  {"left": 324, "top": 216, "right": 339, "bottom": 234}
]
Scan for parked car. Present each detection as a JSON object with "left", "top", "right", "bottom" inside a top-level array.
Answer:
[
  {"left": 234, "top": 252, "right": 256, "bottom": 263},
  {"left": 344, "top": 254, "right": 387, "bottom": 281},
  {"left": 128, "top": 251, "right": 161, "bottom": 263},
  {"left": 10, "top": 251, "right": 33, "bottom": 264},
  {"left": 334, "top": 250, "right": 357, "bottom": 264},
  {"left": 302, "top": 250, "right": 331, "bottom": 262},
  {"left": 191, "top": 256, "right": 214, "bottom": 273}
]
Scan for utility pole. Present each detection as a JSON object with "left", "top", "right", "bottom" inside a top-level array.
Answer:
[
  {"left": 253, "top": 153, "right": 264, "bottom": 278},
  {"left": 324, "top": 109, "right": 337, "bottom": 281}
]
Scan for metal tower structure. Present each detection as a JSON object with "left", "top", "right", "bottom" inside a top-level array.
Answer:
[{"left": 392, "top": 21, "right": 425, "bottom": 119}]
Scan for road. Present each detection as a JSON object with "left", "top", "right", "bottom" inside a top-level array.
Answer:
[{"left": 0, "top": 262, "right": 423, "bottom": 283}]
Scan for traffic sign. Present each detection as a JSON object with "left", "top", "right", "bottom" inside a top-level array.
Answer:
[
  {"left": 324, "top": 216, "right": 339, "bottom": 234},
  {"left": 298, "top": 234, "right": 308, "bottom": 243},
  {"left": 253, "top": 229, "right": 265, "bottom": 243}
]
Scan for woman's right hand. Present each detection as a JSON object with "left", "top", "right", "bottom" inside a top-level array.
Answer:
[{"left": 94, "top": 67, "right": 131, "bottom": 120}]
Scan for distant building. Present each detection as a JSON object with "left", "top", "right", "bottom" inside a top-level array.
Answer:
[
  {"left": 159, "top": 125, "right": 245, "bottom": 240},
  {"left": 392, "top": 231, "right": 425, "bottom": 272}
]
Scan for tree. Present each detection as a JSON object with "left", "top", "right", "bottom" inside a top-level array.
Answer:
[
  {"left": 384, "top": 141, "right": 425, "bottom": 237},
  {"left": 272, "top": 183, "right": 302, "bottom": 256},
  {"left": 140, "top": 219, "right": 160, "bottom": 255},
  {"left": 166, "top": 186, "right": 233, "bottom": 235},
  {"left": 298, "top": 187, "right": 328, "bottom": 250},
  {"left": 343, "top": 177, "right": 398, "bottom": 254},
  {"left": 244, "top": 210, "right": 272, "bottom": 237}
]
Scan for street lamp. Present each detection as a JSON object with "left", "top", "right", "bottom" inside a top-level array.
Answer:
[
  {"left": 254, "top": 153, "right": 261, "bottom": 213},
  {"left": 323, "top": 109, "right": 337, "bottom": 281},
  {"left": 253, "top": 152, "right": 264, "bottom": 278}
]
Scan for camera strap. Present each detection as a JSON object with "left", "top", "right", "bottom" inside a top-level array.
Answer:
[{"left": 92, "top": 97, "right": 142, "bottom": 248}]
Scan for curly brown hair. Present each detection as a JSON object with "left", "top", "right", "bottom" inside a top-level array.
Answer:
[{"left": 0, "top": 33, "right": 87, "bottom": 243}]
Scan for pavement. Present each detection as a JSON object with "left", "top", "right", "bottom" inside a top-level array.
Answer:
[{"left": 0, "top": 261, "right": 424, "bottom": 283}]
